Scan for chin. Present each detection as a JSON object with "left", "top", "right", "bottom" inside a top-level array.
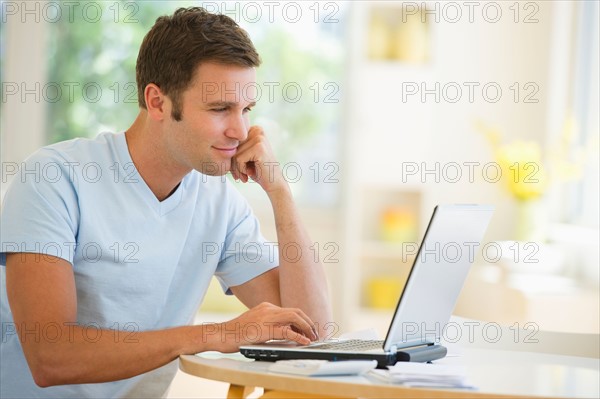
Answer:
[{"left": 196, "top": 161, "right": 230, "bottom": 176}]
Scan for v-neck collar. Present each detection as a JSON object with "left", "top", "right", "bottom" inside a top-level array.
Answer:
[{"left": 115, "top": 132, "right": 185, "bottom": 216}]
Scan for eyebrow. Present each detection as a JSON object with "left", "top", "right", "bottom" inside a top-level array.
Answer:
[{"left": 206, "top": 101, "right": 256, "bottom": 108}]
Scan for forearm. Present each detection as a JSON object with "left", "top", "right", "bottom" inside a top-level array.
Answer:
[
  {"left": 231, "top": 126, "right": 333, "bottom": 335},
  {"left": 268, "top": 186, "right": 333, "bottom": 337},
  {"left": 22, "top": 323, "right": 222, "bottom": 387}
]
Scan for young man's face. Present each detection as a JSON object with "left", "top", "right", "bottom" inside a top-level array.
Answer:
[{"left": 162, "top": 62, "right": 257, "bottom": 176}]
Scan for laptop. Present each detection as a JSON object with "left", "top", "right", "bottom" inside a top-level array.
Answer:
[{"left": 240, "top": 204, "right": 494, "bottom": 368}]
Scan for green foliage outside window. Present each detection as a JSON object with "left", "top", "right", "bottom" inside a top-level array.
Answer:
[
  {"left": 46, "top": 1, "right": 168, "bottom": 143},
  {"left": 43, "top": 1, "right": 345, "bottom": 204},
  {"left": 46, "top": 2, "right": 344, "bottom": 150}
]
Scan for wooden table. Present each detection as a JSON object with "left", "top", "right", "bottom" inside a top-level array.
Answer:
[{"left": 179, "top": 346, "right": 599, "bottom": 399}]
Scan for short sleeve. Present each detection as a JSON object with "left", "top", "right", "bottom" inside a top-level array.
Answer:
[
  {"left": 213, "top": 182, "right": 279, "bottom": 294},
  {"left": 0, "top": 149, "right": 80, "bottom": 266}
]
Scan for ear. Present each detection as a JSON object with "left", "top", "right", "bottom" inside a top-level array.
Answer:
[{"left": 144, "top": 83, "right": 171, "bottom": 121}]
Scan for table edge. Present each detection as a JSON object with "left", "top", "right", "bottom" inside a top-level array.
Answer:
[{"left": 179, "top": 355, "right": 535, "bottom": 399}]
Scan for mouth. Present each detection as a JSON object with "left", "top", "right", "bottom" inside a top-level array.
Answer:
[{"left": 212, "top": 146, "right": 238, "bottom": 156}]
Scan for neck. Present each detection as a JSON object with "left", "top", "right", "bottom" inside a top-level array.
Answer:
[{"left": 124, "top": 111, "right": 190, "bottom": 201}]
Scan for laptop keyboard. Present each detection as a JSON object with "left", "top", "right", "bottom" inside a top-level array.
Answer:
[{"left": 308, "top": 339, "right": 384, "bottom": 352}]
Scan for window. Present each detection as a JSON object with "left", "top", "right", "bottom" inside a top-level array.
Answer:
[
  {"left": 238, "top": 2, "right": 347, "bottom": 205},
  {"left": 564, "top": 1, "right": 599, "bottom": 227},
  {"left": 42, "top": 1, "right": 347, "bottom": 206},
  {"left": 45, "top": 1, "right": 184, "bottom": 143},
  {"left": 572, "top": 1, "right": 599, "bottom": 227}
]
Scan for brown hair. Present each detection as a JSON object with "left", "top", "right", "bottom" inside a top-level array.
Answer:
[{"left": 136, "top": 7, "right": 261, "bottom": 121}]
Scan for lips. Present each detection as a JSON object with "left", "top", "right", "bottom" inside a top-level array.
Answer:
[{"left": 213, "top": 146, "right": 238, "bottom": 156}]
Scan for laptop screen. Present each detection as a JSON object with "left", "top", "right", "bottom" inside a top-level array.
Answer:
[{"left": 383, "top": 204, "right": 494, "bottom": 351}]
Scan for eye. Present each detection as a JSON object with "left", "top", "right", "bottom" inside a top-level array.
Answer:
[
  {"left": 212, "top": 107, "right": 228, "bottom": 112},
  {"left": 243, "top": 107, "right": 253, "bottom": 113}
]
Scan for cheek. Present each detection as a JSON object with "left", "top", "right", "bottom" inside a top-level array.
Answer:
[{"left": 200, "top": 114, "right": 227, "bottom": 131}]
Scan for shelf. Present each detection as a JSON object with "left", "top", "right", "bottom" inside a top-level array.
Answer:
[
  {"left": 340, "top": 183, "right": 427, "bottom": 332},
  {"left": 359, "top": 187, "right": 421, "bottom": 244}
]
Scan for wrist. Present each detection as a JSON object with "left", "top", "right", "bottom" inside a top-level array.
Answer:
[
  {"left": 180, "top": 324, "right": 228, "bottom": 355},
  {"left": 212, "top": 322, "right": 234, "bottom": 353}
]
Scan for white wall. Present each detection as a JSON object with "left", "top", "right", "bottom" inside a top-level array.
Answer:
[
  {"left": 1, "top": 15, "right": 48, "bottom": 177},
  {"left": 345, "top": 1, "right": 555, "bottom": 241}
]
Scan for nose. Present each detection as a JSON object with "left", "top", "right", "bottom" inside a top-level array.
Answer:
[{"left": 225, "top": 113, "right": 249, "bottom": 142}]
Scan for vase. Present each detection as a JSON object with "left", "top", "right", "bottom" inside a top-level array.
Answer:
[{"left": 515, "top": 199, "right": 548, "bottom": 243}]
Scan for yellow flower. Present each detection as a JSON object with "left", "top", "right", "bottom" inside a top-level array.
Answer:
[
  {"left": 495, "top": 140, "right": 548, "bottom": 201},
  {"left": 477, "top": 116, "right": 592, "bottom": 202}
]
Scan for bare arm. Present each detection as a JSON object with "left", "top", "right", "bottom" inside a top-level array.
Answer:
[
  {"left": 6, "top": 253, "right": 317, "bottom": 387},
  {"left": 231, "top": 126, "right": 334, "bottom": 338},
  {"left": 270, "top": 185, "right": 333, "bottom": 338}
]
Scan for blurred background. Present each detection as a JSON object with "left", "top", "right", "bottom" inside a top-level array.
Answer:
[{"left": 1, "top": 0, "right": 598, "bottom": 344}]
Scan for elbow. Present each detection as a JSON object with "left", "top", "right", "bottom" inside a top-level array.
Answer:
[
  {"left": 30, "top": 360, "right": 62, "bottom": 388},
  {"left": 27, "top": 351, "right": 69, "bottom": 388},
  {"left": 32, "top": 371, "right": 53, "bottom": 388},
  {"left": 30, "top": 363, "right": 56, "bottom": 388}
]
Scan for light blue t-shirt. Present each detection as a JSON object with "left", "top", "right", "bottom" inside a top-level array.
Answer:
[{"left": 0, "top": 132, "right": 278, "bottom": 398}]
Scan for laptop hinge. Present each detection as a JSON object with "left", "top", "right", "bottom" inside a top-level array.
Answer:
[{"left": 395, "top": 344, "right": 448, "bottom": 363}]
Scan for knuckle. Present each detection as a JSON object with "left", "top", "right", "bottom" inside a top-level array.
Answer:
[{"left": 253, "top": 127, "right": 264, "bottom": 136}]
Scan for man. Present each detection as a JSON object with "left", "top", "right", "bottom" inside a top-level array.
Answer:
[{"left": 0, "top": 7, "right": 332, "bottom": 398}]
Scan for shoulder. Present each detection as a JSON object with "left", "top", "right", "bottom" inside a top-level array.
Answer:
[
  {"left": 30, "top": 133, "right": 124, "bottom": 184},
  {"left": 16, "top": 132, "right": 120, "bottom": 171},
  {"left": 2, "top": 132, "right": 123, "bottom": 206},
  {"left": 43, "top": 132, "right": 121, "bottom": 162}
]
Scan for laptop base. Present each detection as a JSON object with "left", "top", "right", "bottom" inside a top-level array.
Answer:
[{"left": 242, "top": 344, "right": 448, "bottom": 369}]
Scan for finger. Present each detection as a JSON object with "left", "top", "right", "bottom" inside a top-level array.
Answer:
[
  {"left": 231, "top": 155, "right": 249, "bottom": 183},
  {"left": 236, "top": 126, "right": 260, "bottom": 152},
  {"left": 235, "top": 132, "right": 260, "bottom": 155},
  {"left": 245, "top": 161, "right": 257, "bottom": 180},
  {"left": 288, "top": 308, "right": 319, "bottom": 341},
  {"left": 290, "top": 325, "right": 320, "bottom": 342},
  {"left": 247, "top": 125, "right": 264, "bottom": 140},
  {"left": 235, "top": 151, "right": 258, "bottom": 174},
  {"left": 276, "top": 325, "right": 311, "bottom": 346},
  {"left": 233, "top": 150, "right": 258, "bottom": 183},
  {"left": 230, "top": 160, "right": 239, "bottom": 181},
  {"left": 276, "top": 310, "right": 318, "bottom": 342}
]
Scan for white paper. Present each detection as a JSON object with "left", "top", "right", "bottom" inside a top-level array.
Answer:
[
  {"left": 368, "top": 362, "right": 475, "bottom": 389},
  {"left": 268, "top": 359, "right": 378, "bottom": 376}
]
